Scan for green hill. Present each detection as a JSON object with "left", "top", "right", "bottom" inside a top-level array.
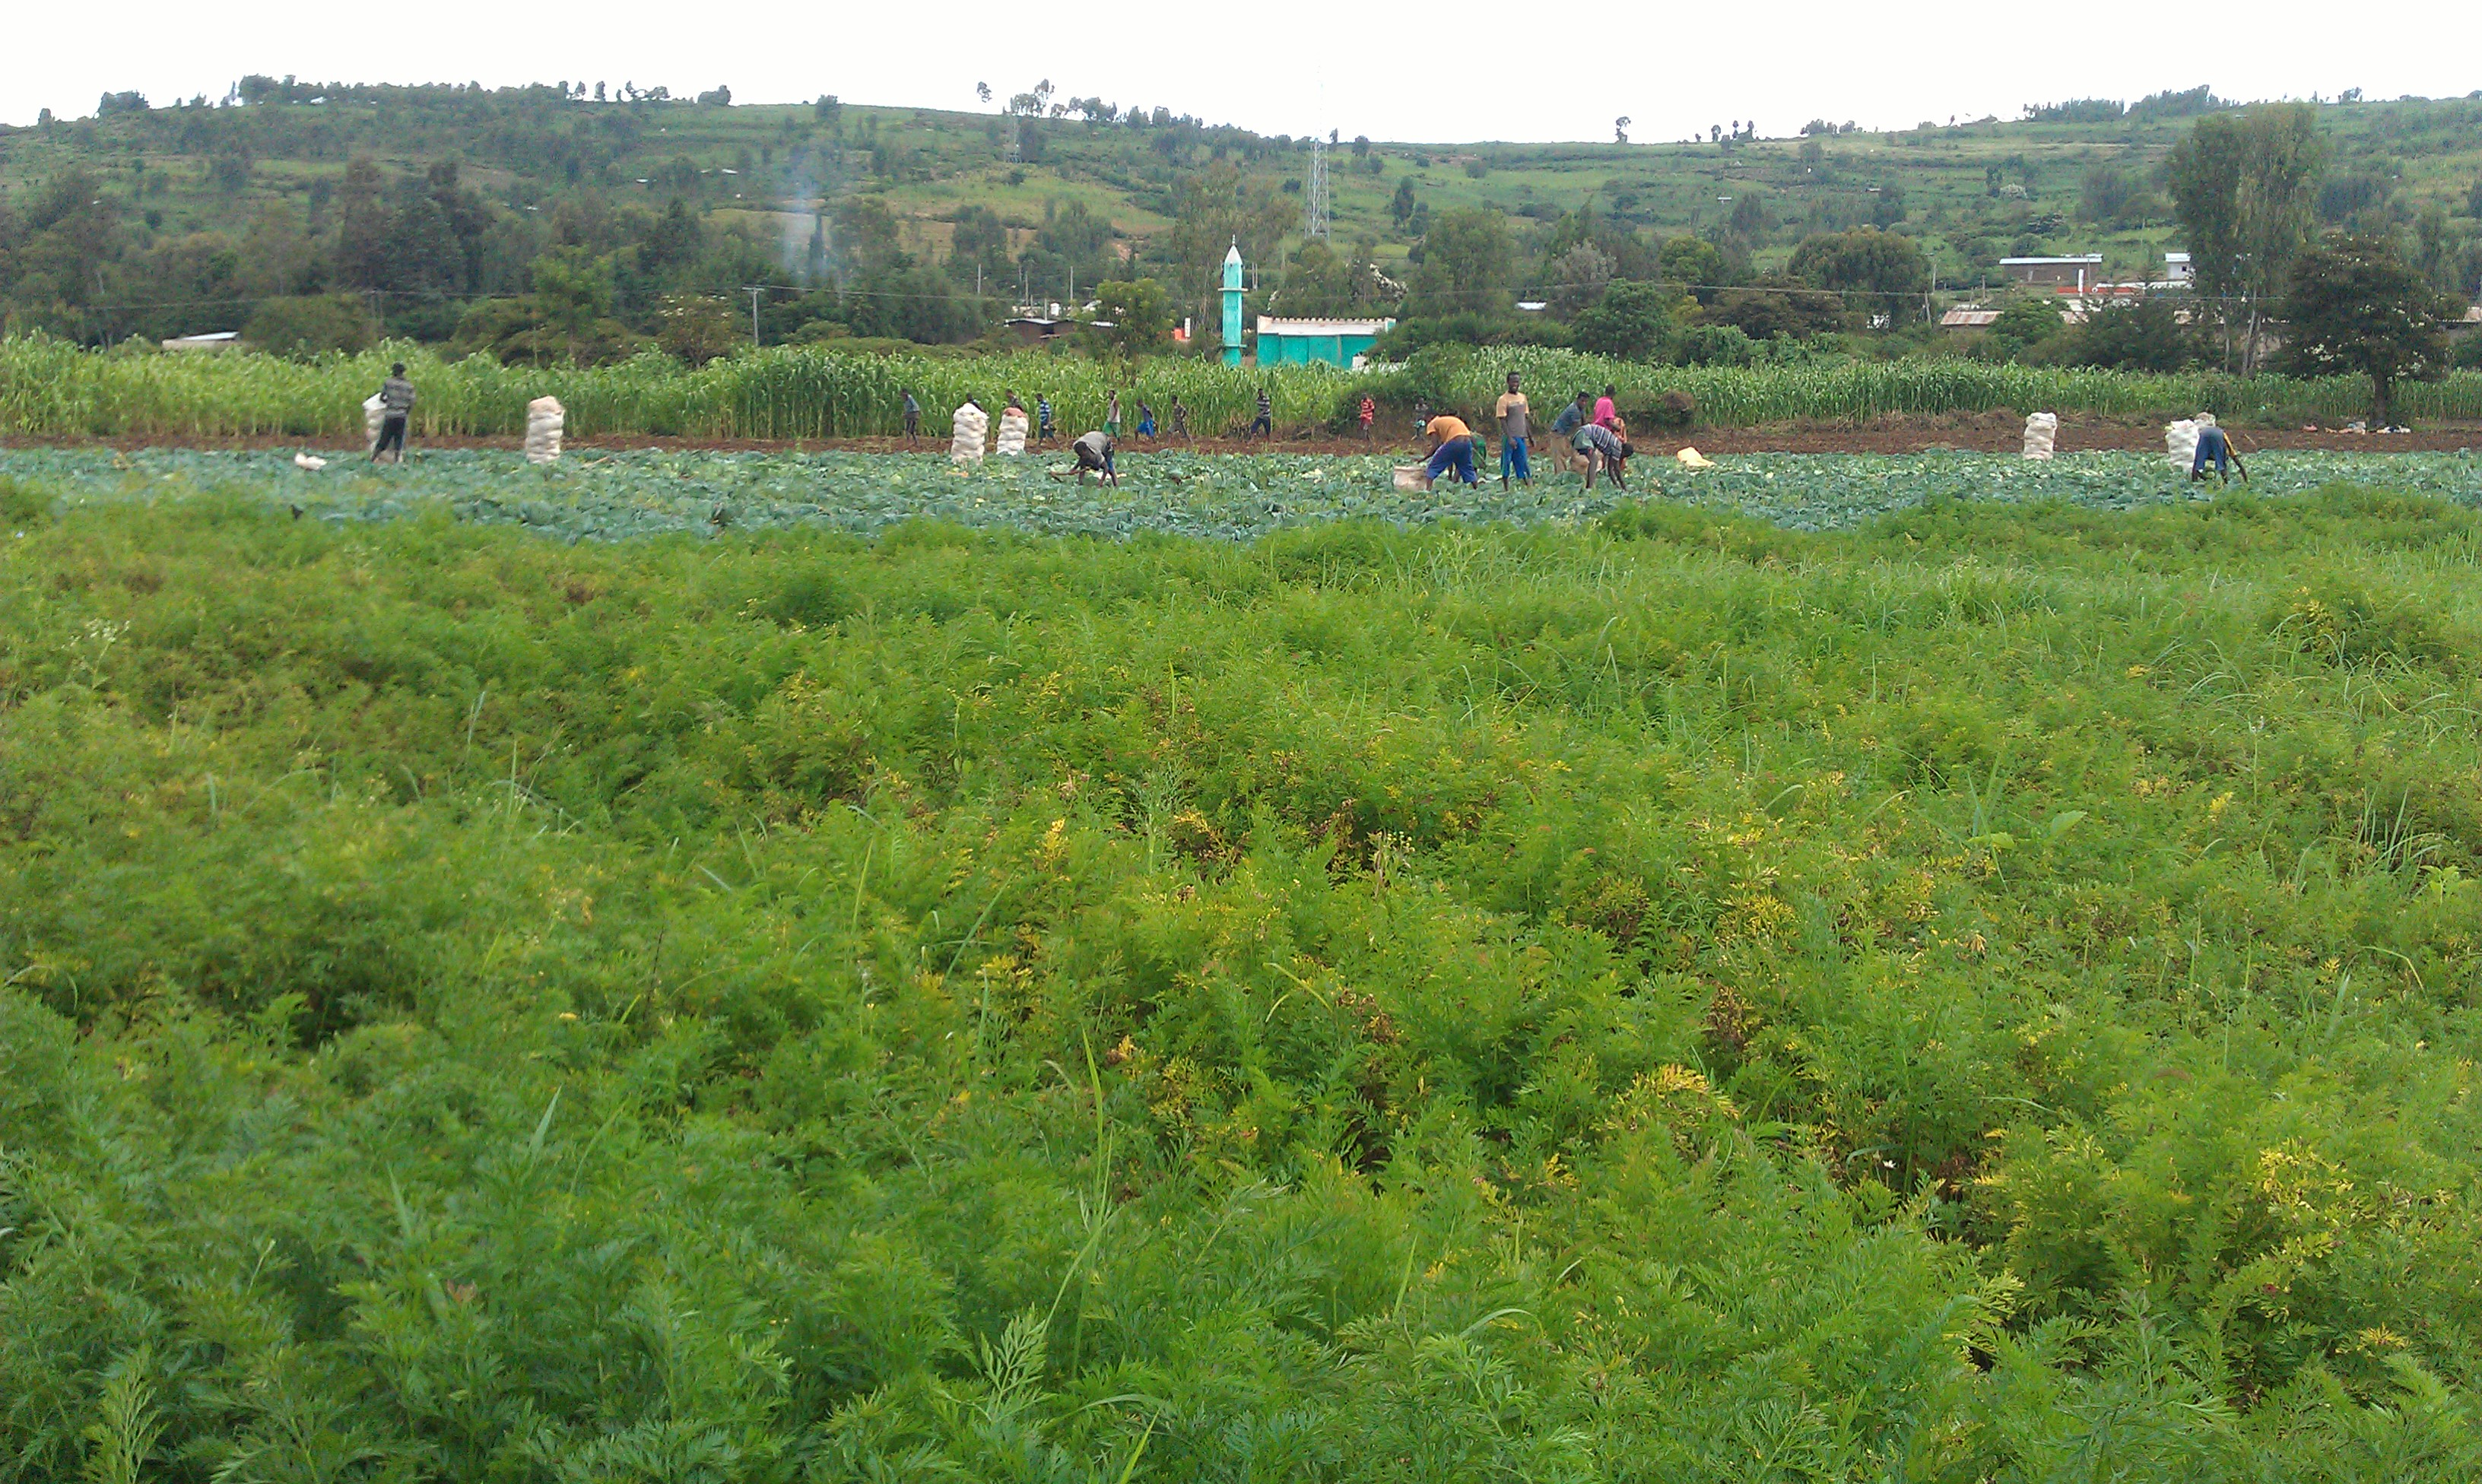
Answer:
[{"left": 2, "top": 78, "right": 2477, "bottom": 350}]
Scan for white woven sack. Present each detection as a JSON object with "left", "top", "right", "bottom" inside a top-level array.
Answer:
[
  {"left": 995, "top": 408, "right": 1029, "bottom": 456},
  {"left": 523, "top": 395, "right": 566, "bottom": 465},
  {"left": 2164, "top": 420, "right": 2198, "bottom": 471},
  {"left": 363, "top": 392, "right": 386, "bottom": 453},
  {"left": 949, "top": 403, "right": 989, "bottom": 464},
  {"left": 2022, "top": 411, "right": 2058, "bottom": 460}
]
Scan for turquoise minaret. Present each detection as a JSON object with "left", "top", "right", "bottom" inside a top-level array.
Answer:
[{"left": 1220, "top": 238, "right": 1246, "bottom": 366}]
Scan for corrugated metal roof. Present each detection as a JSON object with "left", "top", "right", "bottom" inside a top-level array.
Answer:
[{"left": 1256, "top": 316, "right": 1395, "bottom": 335}]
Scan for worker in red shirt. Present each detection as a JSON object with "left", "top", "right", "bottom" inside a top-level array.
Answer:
[{"left": 1358, "top": 395, "right": 1376, "bottom": 442}]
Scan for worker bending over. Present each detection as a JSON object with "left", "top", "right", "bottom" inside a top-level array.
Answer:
[
  {"left": 1071, "top": 430, "right": 1119, "bottom": 487},
  {"left": 1578, "top": 423, "right": 1631, "bottom": 490},
  {"left": 2190, "top": 415, "right": 2247, "bottom": 485},
  {"left": 1420, "top": 413, "right": 1480, "bottom": 489}
]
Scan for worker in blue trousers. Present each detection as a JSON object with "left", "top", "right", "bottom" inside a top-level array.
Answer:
[
  {"left": 2191, "top": 414, "right": 2247, "bottom": 485},
  {"left": 1420, "top": 412, "right": 1480, "bottom": 490}
]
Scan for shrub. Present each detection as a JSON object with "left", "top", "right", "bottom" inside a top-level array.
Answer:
[{"left": 243, "top": 295, "right": 378, "bottom": 357}]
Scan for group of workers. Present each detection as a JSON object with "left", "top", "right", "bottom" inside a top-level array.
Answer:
[
  {"left": 903, "top": 387, "right": 1194, "bottom": 452},
  {"left": 888, "top": 382, "right": 2253, "bottom": 496},
  {"left": 1414, "top": 374, "right": 1636, "bottom": 493}
]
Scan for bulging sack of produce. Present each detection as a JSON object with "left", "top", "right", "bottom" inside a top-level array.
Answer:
[
  {"left": 524, "top": 395, "right": 566, "bottom": 465},
  {"left": 995, "top": 408, "right": 1029, "bottom": 456},
  {"left": 363, "top": 393, "right": 386, "bottom": 453},
  {"left": 2022, "top": 412, "right": 2058, "bottom": 460},
  {"left": 950, "top": 402, "right": 989, "bottom": 465},
  {"left": 1392, "top": 464, "right": 1428, "bottom": 492},
  {"left": 2165, "top": 420, "right": 2199, "bottom": 471}
]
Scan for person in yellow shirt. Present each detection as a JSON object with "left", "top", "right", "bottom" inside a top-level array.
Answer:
[
  {"left": 1493, "top": 372, "right": 1531, "bottom": 487},
  {"left": 1420, "top": 413, "right": 1479, "bottom": 489}
]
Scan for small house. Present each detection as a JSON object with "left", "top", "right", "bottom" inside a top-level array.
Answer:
[
  {"left": 1939, "top": 306, "right": 2000, "bottom": 331},
  {"left": 1998, "top": 255, "right": 2104, "bottom": 292},
  {"left": 161, "top": 331, "right": 242, "bottom": 352},
  {"left": 1254, "top": 316, "right": 1395, "bottom": 369},
  {"left": 1003, "top": 316, "right": 1074, "bottom": 346}
]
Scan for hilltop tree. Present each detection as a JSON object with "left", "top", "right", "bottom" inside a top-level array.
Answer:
[
  {"left": 2168, "top": 103, "right": 2326, "bottom": 373},
  {"left": 948, "top": 204, "right": 1011, "bottom": 285},
  {"left": 1570, "top": 279, "right": 1673, "bottom": 359},
  {"left": 333, "top": 157, "right": 391, "bottom": 290},
  {"left": 1166, "top": 161, "right": 1292, "bottom": 322},
  {"left": 1787, "top": 226, "right": 1929, "bottom": 323},
  {"left": 2277, "top": 233, "right": 2454, "bottom": 426},
  {"left": 1273, "top": 237, "right": 1384, "bottom": 316},
  {"left": 1658, "top": 235, "right": 1727, "bottom": 295},
  {"left": 1390, "top": 177, "right": 1418, "bottom": 231},
  {"left": 1405, "top": 207, "right": 1516, "bottom": 317},
  {"left": 1087, "top": 277, "right": 1173, "bottom": 356}
]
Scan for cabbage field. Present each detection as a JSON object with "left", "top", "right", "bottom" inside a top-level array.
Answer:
[{"left": 10, "top": 445, "right": 2481, "bottom": 543}]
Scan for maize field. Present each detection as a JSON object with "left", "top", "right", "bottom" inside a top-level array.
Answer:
[{"left": 5, "top": 335, "right": 2478, "bottom": 441}]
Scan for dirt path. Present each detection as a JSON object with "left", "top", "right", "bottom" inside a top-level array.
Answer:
[{"left": 11, "top": 417, "right": 2477, "bottom": 456}]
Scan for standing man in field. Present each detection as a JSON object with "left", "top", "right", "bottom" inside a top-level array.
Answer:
[
  {"left": 1418, "top": 411, "right": 1480, "bottom": 490},
  {"left": 371, "top": 362, "right": 416, "bottom": 464},
  {"left": 1494, "top": 372, "right": 1531, "bottom": 488},
  {"left": 1358, "top": 394, "right": 1376, "bottom": 442},
  {"left": 1549, "top": 390, "right": 1595, "bottom": 476},
  {"left": 1249, "top": 386, "right": 1274, "bottom": 440},
  {"left": 1170, "top": 396, "right": 1189, "bottom": 441},
  {"left": 1036, "top": 394, "right": 1055, "bottom": 445},
  {"left": 902, "top": 388, "right": 922, "bottom": 446}
]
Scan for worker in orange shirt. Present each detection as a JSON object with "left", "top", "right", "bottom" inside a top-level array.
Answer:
[{"left": 1420, "top": 411, "right": 1480, "bottom": 490}]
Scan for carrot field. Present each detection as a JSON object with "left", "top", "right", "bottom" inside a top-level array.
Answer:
[{"left": 5, "top": 461, "right": 2482, "bottom": 1480}]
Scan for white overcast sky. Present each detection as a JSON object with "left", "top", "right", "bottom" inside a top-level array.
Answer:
[{"left": 6, "top": 0, "right": 2475, "bottom": 140}]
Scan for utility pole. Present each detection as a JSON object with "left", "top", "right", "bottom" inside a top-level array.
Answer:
[
  {"left": 741, "top": 285, "right": 764, "bottom": 346},
  {"left": 1303, "top": 133, "right": 1329, "bottom": 241}
]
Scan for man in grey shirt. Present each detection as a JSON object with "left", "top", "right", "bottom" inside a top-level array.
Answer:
[
  {"left": 373, "top": 363, "right": 416, "bottom": 463},
  {"left": 1071, "top": 429, "right": 1117, "bottom": 487}
]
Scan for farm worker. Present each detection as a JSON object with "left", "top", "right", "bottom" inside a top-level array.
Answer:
[
  {"left": 371, "top": 362, "right": 415, "bottom": 464},
  {"left": 1106, "top": 392, "right": 1122, "bottom": 442},
  {"left": 1358, "top": 395, "right": 1376, "bottom": 442},
  {"left": 1136, "top": 401, "right": 1157, "bottom": 439},
  {"left": 995, "top": 395, "right": 1030, "bottom": 456},
  {"left": 1420, "top": 413, "right": 1480, "bottom": 490},
  {"left": 1593, "top": 383, "right": 1620, "bottom": 430},
  {"left": 1411, "top": 399, "right": 1430, "bottom": 439},
  {"left": 1549, "top": 392, "right": 1596, "bottom": 474},
  {"left": 1495, "top": 372, "right": 1531, "bottom": 487},
  {"left": 902, "top": 388, "right": 922, "bottom": 445},
  {"left": 1170, "top": 397, "right": 1189, "bottom": 439},
  {"left": 1036, "top": 395, "right": 1055, "bottom": 443},
  {"left": 1071, "top": 429, "right": 1119, "bottom": 487},
  {"left": 2190, "top": 414, "right": 2246, "bottom": 484},
  {"left": 1249, "top": 387, "right": 1274, "bottom": 439},
  {"left": 1578, "top": 423, "right": 1631, "bottom": 491},
  {"left": 949, "top": 396, "right": 989, "bottom": 465}
]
